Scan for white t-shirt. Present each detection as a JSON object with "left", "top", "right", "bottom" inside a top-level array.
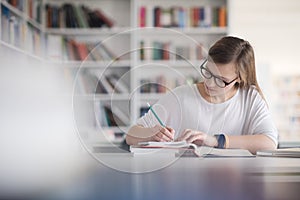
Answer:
[{"left": 136, "top": 84, "right": 278, "bottom": 146}]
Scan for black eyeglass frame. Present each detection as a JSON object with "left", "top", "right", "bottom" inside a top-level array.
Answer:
[{"left": 199, "top": 59, "right": 239, "bottom": 88}]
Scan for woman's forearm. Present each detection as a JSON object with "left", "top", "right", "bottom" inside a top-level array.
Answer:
[{"left": 227, "top": 134, "right": 277, "bottom": 154}]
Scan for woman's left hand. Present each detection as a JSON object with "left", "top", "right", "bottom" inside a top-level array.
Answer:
[{"left": 175, "top": 129, "right": 218, "bottom": 147}]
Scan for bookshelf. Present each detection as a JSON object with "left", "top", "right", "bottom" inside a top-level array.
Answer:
[
  {"left": 132, "top": 0, "right": 228, "bottom": 122},
  {"left": 0, "top": 0, "right": 229, "bottom": 143},
  {"left": 273, "top": 75, "right": 300, "bottom": 144},
  {"left": 1, "top": 0, "right": 43, "bottom": 58}
]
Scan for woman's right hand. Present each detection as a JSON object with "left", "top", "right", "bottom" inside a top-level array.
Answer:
[{"left": 150, "top": 125, "right": 175, "bottom": 142}]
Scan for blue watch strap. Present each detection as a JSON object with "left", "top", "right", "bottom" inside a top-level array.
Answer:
[{"left": 214, "top": 134, "right": 226, "bottom": 149}]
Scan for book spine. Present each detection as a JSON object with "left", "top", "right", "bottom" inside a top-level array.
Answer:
[
  {"left": 154, "top": 6, "right": 161, "bottom": 27},
  {"left": 139, "top": 6, "right": 146, "bottom": 27},
  {"left": 94, "top": 9, "right": 114, "bottom": 28},
  {"left": 218, "top": 6, "right": 226, "bottom": 27}
]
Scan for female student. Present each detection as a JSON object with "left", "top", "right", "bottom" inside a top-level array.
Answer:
[{"left": 126, "top": 36, "right": 278, "bottom": 154}]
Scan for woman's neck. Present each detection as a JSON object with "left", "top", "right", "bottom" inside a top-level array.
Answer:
[{"left": 197, "top": 83, "right": 238, "bottom": 104}]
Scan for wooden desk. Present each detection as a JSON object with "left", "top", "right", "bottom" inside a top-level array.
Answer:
[{"left": 42, "top": 153, "right": 300, "bottom": 200}]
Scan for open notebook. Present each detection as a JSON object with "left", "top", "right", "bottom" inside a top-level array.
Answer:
[
  {"left": 130, "top": 141, "right": 254, "bottom": 157},
  {"left": 256, "top": 148, "right": 300, "bottom": 158}
]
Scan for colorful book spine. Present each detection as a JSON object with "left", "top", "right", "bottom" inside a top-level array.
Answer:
[
  {"left": 139, "top": 5, "right": 227, "bottom": 28},
  {"left": 139, "top": 6, "right": 146, "bottom": 27}
]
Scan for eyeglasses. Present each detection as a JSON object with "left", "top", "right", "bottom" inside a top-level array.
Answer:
[{"left": 200, "top": 59, "right": 238, "bottom": 88}]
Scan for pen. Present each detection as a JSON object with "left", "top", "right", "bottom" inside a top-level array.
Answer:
[{"left": 147, "top": 102, "right": 166, "bottom": 127}]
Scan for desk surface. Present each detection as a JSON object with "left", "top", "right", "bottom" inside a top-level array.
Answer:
[
  {"left": 36, "top": 152, "right": 300, "bottom": 200},
  {"left": 7, "top": 150, "right": 300, "bottom": 200}
]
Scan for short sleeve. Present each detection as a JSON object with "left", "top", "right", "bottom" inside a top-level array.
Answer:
[{"left": 248, "top": 90, "right": 278, "bottom": 146}]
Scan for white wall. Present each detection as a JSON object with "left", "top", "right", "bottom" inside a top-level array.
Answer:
[{"left": 228, "top": 0, "right": 300, "bottom": 76}]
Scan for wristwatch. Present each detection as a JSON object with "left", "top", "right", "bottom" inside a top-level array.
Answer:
[{"left": 214, "top": 134, "right": 226, "bottom": 149}]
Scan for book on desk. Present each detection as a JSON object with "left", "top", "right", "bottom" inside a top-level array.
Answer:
[
  {"left": 256, "top": 148, "right": 300, "bottom": 158},
  {"left": 130, "top": 141, "right": 254, "bottom": 157}
]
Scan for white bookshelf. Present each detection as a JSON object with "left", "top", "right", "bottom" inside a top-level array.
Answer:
[
  {"left": 1, "top": 0, "right": 44, "bottom": 57},
  {"left": 1, "top": 0, "right": 228, "bottom": 143},
  {"left": 273, "top": 75, "right": 300, "bottom": 143}
]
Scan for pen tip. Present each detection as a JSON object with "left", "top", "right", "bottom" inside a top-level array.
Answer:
[{"left": 147, "top": 102, "right": 151, "bottom": 107}]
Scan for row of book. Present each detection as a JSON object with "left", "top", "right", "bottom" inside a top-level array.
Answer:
[
  {"left": 1, "top": 5, "right": 41, "bottom": 55},
  {"left": 45, "top": 3, "right": 114, "bottom": 28},
  {"left": 139, "top": 6, "right": 227, "bottom": 28},
  {"left": 95, "top": 102, "right": 130, "bottom": 127},
  {"left": 64, "top": 39, "right": 117, "bottom": 61},
  {"left": 140, "top": 40, "right": 204, "bottom": 61},
  {"left": 46, "top": 35, "right": 117, "bottom": 61},
  {"left": 140, "top": 75, "right": 201, "bottom": 93},
  {"left": 5, "top": 0, "right": 41, "bottom": 23},
  {"left": 67, "top": 69, "right": 130, "bottom": 95}
]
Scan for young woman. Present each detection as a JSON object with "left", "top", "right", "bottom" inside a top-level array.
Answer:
[{"left": 126, "top": 36, "right": 278, "bottom": 154}]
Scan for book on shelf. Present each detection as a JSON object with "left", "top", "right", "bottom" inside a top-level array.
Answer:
[
  {"left": 8, "top": 0, "right": 42, "bottom": 22},
  {"left": 73, "top": 70, "right": 129, "bottom": 95},
  {"left": 139, "top": 75, "right": 198, "bottom": 94},
  {"left": 1, "top": 4, "right": 42, "bottom": 55},
  {"left": 76, "top": 42, "right": 89, "bottom": 61},
  {"left": 140, "top": 40, "right": 204, "bottom": 61},
  {"left": 28, "top": 0, "right": 42, "bottom": 23},
  {"left": 1, "top": 7, "right": 22, "bottom": 47},
  {"left": 46, "top": 4, "right": 60, "bottom": 28},
  {"left": 94, "top": 9, "right": 114, "bottom": 28},
  {"left": 6, "top": 0, "right": 24, "bottom": 11},
  {"left": 95, "top": 101, "right": 109, "bottom": 127},
  {"left": 102, "top": 104, "right": 129, "bottom": 127},
  {"left": 45, "top": 3, "right": 114, "bottom": 28},
  {"left": 139, "top": 6, "right": 146, "bottom": 27},
  {"left": 62, "top": 39, "right": 117, "bottom": 61},
  {"left": 74, "top": 4, "right": 88, "bottom": 28},
  {"left": 99, "top": 75, "right": 114, "bottom": 94},
  {"left": 106, "top": 74, "right": 130, "bottom": 94},
  {"left": 130, "top": 141, "right": 254, "bottom": 157},
  {"left": 46, "top": 34, "right": 63, "bottom": 60}
]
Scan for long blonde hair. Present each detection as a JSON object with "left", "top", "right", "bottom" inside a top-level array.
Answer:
[{"left": 208, "top": 36, "right": 265, "bottom": 100}]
